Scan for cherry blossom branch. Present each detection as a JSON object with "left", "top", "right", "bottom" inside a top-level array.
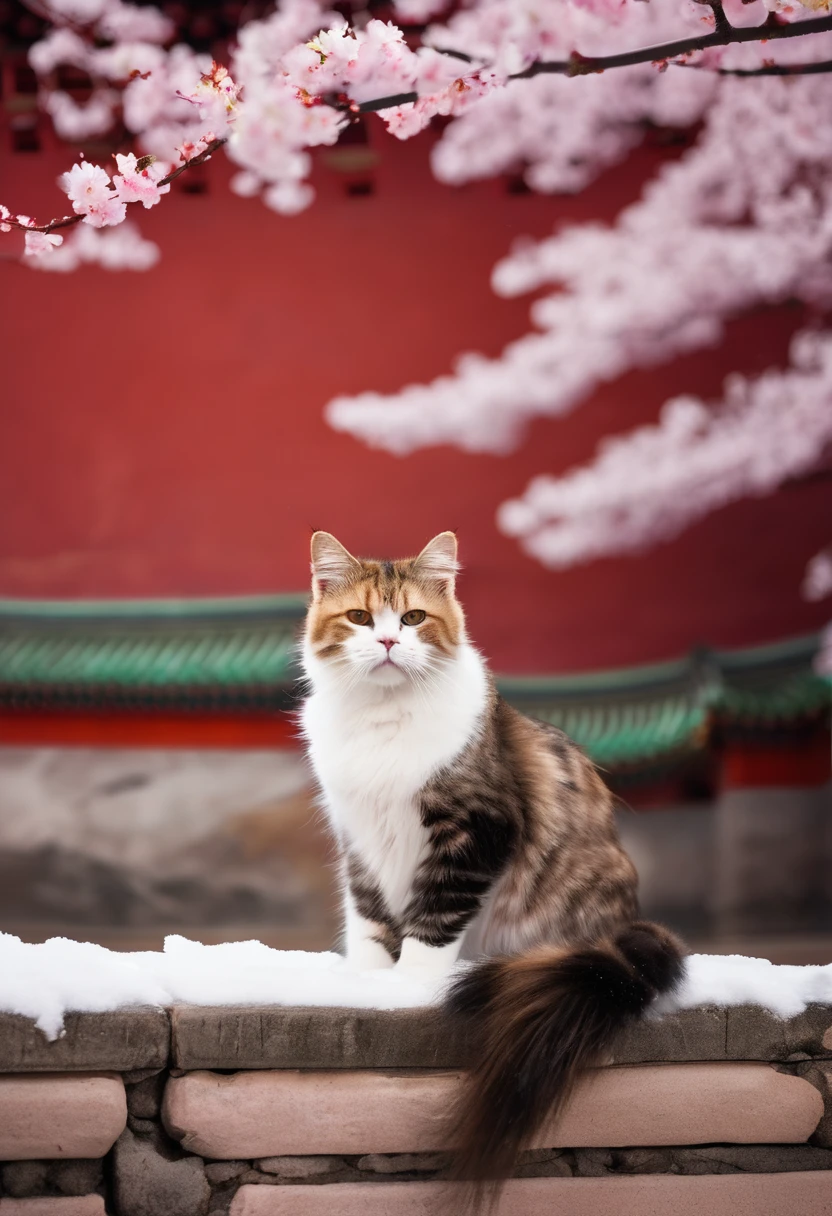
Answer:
[
  {"left": 9, "top": 0, "right": 832, "bottom": 262},
  {"left": 4, "top": 138, "right": 226, "bottom": 235},
  {"left": 158, "top": 137, "right": 226, "bottom": 186},
  {"left": 335, "top": 10, "right": 832, "bottom": 112},
  {"left": 714, "top": 58, "right": 832, "bottom": 76},
  {"left": 343, "top": 93, "right": 428, "bottom": 113},
  {"left": 436, "top": 7, "right": 832, "bottom": 76}
]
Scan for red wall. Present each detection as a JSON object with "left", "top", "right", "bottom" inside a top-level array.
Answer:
[{"left": 1, "top": 122, "right": 830, "bottom": 673}]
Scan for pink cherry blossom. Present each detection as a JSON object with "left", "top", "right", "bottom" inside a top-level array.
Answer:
[
  {"left": 765, "top": 0, "right": 830, "bottom": 11},
  {"left": 96, "top": 0, "right": 175, "bottom": 43},
  {"left": 7, "top": 0, "right": 832, "bottom": 587},
  {"left": 392, "top": 0, "right": 450, "bottom": 19},
  {"left": 60, "top": 161, "right": 114, "bottom": 213},
  {"left": 59, "top": 161, "right": 128, "bottom": 227},
  {"left": 804, "top": 549, "right": 832, "bottom": 602},
  {"left": 87, "top": 194, "right": 128, "bottom": 228},
  {"left": 46, "top": 0, "right": 108, "bottom": 22},
  {"left": 328, "top": 74, "right": 832, "bottom": 460},
  {"left": 263, "top": 180, "right": 315, "bottom": 215},
  {"left": 189, "top": 61, "right": 241, "bottom": 132},
  {"left": 496, "top": 332, "right": 832, "bottom": 567},
  {"left": 175, "top": 133, "right": 214, "bottom": 163},
  {"left": 23, "top": 229, "right": 64, "bottom": 257},
  {"left": 201, "top": 62, "right": 240, "bottom": 110},
  {"left": 112, "top": 153, "right": 171, "bottom": 208},
  {"left": 46, "top": 90, "right": 118, "bottom": 140},
  {"left": 0, "top": 205, "right": 10, "bottom": 234},
  {"left": 28, "top": 28, "right": 91, "bottom": 75},
  {"left": 30, "top": 220, "right": 160, "bottom": 273}
]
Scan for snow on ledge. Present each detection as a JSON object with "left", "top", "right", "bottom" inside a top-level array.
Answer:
[{"left": 1, "top": 932, "right": 831, "bottom": 1042}]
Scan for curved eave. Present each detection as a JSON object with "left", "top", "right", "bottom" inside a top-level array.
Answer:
[
  {"left": 0, "top": 598, "right": 827, "bottom": 766},
  {"left": 0, "top": 593, "right": 307, "bottom": 699},
  {"left": 498, "top": 632, "right": 828, "bottom": 767},
  {"left": 0, "top": 593, "right": 309, "bottom": 623}
]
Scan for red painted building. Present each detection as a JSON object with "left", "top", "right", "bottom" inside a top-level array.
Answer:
[{"left": 0, "top": 32, "right": 829, "bottom": 947}]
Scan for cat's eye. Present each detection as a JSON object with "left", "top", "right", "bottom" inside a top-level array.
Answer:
[
  {"left": 401, "top": 609, "right": 426, "bottom": 626},
  {"left": 346, "top": 609, "right": 372, "bottom": 626}
]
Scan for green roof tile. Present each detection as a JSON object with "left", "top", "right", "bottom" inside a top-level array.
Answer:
[
  {"left": 0, "top": 594, "right": 307, "bottom": 707},
  {"left": 0, "top": 597, "right": 827, "bottom": 767}
]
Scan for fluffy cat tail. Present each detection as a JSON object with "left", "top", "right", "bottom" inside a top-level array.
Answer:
[{"left": 444, "top": 921, "right": 684, "bottom": 1191}]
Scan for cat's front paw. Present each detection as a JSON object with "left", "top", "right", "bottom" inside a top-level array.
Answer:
[
  {"left": 392, "top": 961, "right": 447, "bottom": 988},
  {"left": 343, "top": 938, "right": 395, "bottom": 972},
  {"left": 394, "top": 936, "right": 461, "bottom": 983}
]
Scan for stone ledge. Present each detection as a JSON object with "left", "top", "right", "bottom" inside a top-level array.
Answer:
[
  {"left": 170, "top": 1003, "right": 832, "bottom": 1071},
  {"left": 0, "top": 1013, "right": 170, "bottom": 1074},
  {"left": 161, "top": 1063, "right": 823, "bottom": 1159},
  {"left": 615, "top": 1003, "right": 832, "bottom": 1065},
  {"left": 228, "top": 1171, "right": 832, "bottom": 1216},
  {"left": 170, "top": 1006, "right": 463, "bottom": 1071},
  {"left": 1, "top": 1003, "right": 830, "bottom": 1075}
]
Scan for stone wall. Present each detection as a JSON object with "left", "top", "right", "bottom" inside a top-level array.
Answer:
[
  {"left": 0, "top": 748, "right": 334, "bottom": 948},
  {"left": 1, "top": 1004, "right": 832, "bottom": 1215},
  {"left": 616, "top": 782, "right": 832, "bottom": 939}
]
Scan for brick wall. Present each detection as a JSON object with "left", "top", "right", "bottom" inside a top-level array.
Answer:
[{"left": 1, "top": 1003, "right": 832, "bottom": 1214}]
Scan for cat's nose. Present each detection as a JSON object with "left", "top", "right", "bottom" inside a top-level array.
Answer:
[{"left": 379, "top": 638, "right": 399, "bottom": 652}]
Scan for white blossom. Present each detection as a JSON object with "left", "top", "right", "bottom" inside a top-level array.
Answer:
[{"left": 496, "top": 333, "right": 832, "bottom": 566}]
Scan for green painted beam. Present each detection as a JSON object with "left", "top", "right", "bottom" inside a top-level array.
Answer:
[{"left": 0, "top": 597, "right": 827, "bottom": 767}]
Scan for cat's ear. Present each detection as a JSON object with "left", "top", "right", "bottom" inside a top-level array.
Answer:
[
  {"left": 414, "top": 532, "right": 459, "bottom": 585},
  {"left": 310, "top": 532, "right": 361, "bottom": 599}
]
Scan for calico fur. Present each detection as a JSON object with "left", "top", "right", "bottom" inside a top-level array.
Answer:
[{"left": 300, "top": 531, "right": 684, "bottom": 1190}]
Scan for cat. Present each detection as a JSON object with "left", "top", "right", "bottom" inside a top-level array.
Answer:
[{"left": 300, "top": 529, "right": 684, "bottom": 1185}]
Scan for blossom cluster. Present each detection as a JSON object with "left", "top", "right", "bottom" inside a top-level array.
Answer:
[
  {"left": 62, "top": 154, "right": 169, "bottom": 224},
  {"left": 5, "top": 0, "right": 832, "bottom": 593},
  {"left": 13, "top": 0, "right": 831, "bottom": 251},
  {"left": 1, "top": 149, "right": 173, "bottom": 257},
  {"left": 804, "top": 549, "right": 832, "bottom": 603},
  {"left": 326, "top": 58, "right": 832, "bottom": 577},
  {"left": 29, "top": 221, "right": 161, "bottom": 272},
  {"left": 1, "top": 14, "right": 242, "bottom": 253},
  {"left": 495, "top": 332, "right": 832, "bottom": 567}
]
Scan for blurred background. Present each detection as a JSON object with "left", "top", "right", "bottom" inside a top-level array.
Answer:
[{"left": 0, "top": 0, "right": 830, "bottom": 964}]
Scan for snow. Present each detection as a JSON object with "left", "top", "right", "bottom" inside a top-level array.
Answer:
[
  {"left": 1, "top": 932, "right": 830, "bottom": 1041},
  {"left": 655, "top": 952, "right": 832, "bottom": 1020},
  {"left": 0, "top": 934, "right": 435, "bottom": 1040}
]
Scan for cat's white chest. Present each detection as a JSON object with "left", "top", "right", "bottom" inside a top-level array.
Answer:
[
  {"left": 301, "top": 648, "right": 488, "bottom": 917},
  {"left": 306, "top": 708, "right": 431, "bottom": 913}
]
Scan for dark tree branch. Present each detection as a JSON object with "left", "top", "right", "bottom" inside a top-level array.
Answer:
[
  {"left": 713, "top": 57, "right": 832, "bottom": 76},
  {"left": 708, "top": 0, "right": 733, "bottom": 41},
  {"left": 355, "top": 92, "right": 423, "bottom": 112},
  {"left": 508, "top": 12, "right": 832, "bottom": 78},
  {"left": 429, "top": 10, "right": 832, "bottom": 81},
  {"left": 345, "top": 9, "right": 832, "bottom": 112}
]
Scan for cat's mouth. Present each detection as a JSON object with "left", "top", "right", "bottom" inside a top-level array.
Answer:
[{"left": 371, "top": 655, "right": 407, "bottom": 680}]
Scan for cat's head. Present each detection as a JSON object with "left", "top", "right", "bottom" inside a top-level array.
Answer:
[{"left": 303, "top": 531, "right": 465, "bottom": 689}]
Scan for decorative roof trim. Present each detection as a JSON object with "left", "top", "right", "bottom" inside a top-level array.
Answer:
[
  {"left": 497, "top": 633, "right": 822, "bottom": 699},
  {"left": 0, "top": 597, "right": 827, "bottom": 768},
  {"left": 0, "top": 593, "right": 309, "bottom": 624}
]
